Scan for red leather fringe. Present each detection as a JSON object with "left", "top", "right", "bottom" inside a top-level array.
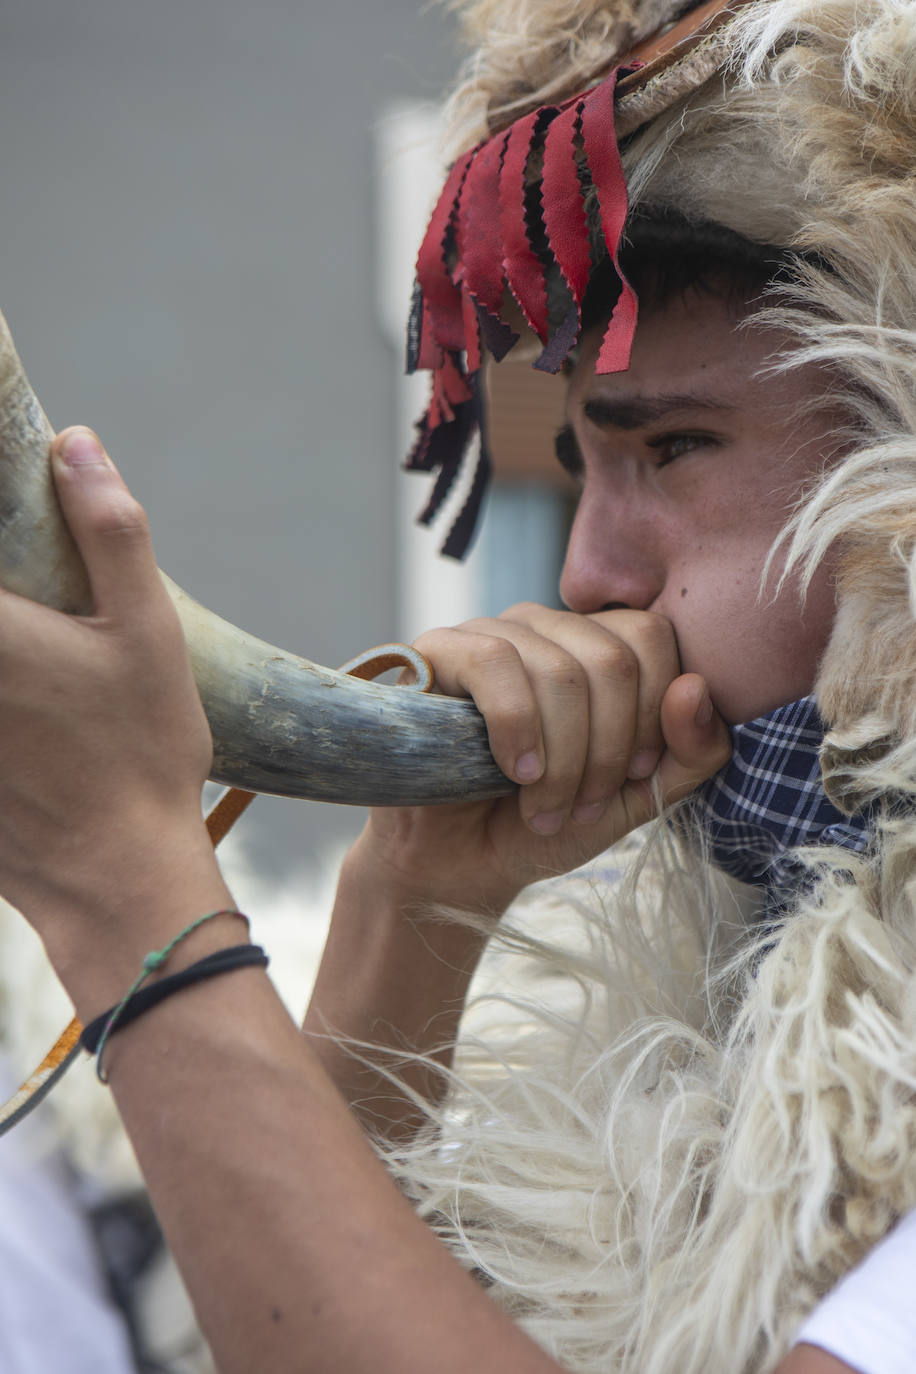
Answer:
[{"left": 407, "top": 65, "right": 638, "bottom": 558}]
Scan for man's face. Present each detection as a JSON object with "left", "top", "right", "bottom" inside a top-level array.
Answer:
[{"left": 559, "top": 286, "right": 840, "bottom": 725}]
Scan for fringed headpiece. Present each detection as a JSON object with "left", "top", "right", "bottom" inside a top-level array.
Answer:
[{"left": 406, "top": 0, "right": 758, "bottom": 555}]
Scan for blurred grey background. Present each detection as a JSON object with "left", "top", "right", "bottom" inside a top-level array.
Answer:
[
  {"left": 0, "top": 0, "right": 462, "bottom": 880},
  {"left": 0, "top": 15, "right": 577, "bottom": 1356}
]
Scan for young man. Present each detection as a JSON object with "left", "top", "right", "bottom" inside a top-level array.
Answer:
[{"left": 0, "top": 0, "right": 914, "bottom": 1371}]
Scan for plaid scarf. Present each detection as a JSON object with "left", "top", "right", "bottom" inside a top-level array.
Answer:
[{"left": 693, "top": 695, "right": 871, "bottom": 900}]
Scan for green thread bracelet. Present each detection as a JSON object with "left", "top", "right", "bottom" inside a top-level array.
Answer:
[{"left": 94, "top": 909, "right": 248, "bottom": 1082}]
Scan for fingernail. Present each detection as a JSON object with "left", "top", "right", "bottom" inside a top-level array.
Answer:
[
  {"left": 528, "top": 809, "right": 564, "bottom": 836},
  {"left": 695, "top": 689, "right": 713, "bottom": 727},
  {"left": 515, "top": 751, "right": 543, "bottom": 783},
  {"left": 571, "top": 800, "right": 606, "bottom": 826},
  {"left": 59, "top": 429, "right": 106, "bottom": 467},
  {"left": 627, "top": 750, "right": 659, "bottom": 780}
]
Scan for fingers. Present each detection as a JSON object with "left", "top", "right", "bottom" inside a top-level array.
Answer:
[
  {"left": 415, "top": 604, "right": 685, "bottom": 835},
  {"left": 49, "top": 427, "right": 165, "bottom": 623},
  {"left": 571, "top": 673, "right": 730, "bottom": 853},
  {"left": 565, "top": 608, "right": 680, "bottom": 797},
  {"left": 500, "top": 607, "right": 676, "bottom": 829},
  {"left": 414, "top": 622, "right": 551, "bottom": 791}
]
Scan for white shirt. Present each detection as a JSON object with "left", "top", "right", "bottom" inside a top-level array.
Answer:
[
  {"left": 0, "top": 1057, "right": 135, "bottom": 1374},
  {"left": 795, "top": 1206, "right": 916, "bottom": 1374}
]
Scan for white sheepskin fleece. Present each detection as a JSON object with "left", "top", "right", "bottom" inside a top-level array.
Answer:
[
  {"left": 376, "top": 821, "right": 916, "bottom": 1373},
  {"left": 371, "top": 1, "right": 916, "bottom": 1369}
]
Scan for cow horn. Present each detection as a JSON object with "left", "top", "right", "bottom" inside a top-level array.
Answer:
[{"left": 0, "top": 308, "right": 513, "bottom": 806}]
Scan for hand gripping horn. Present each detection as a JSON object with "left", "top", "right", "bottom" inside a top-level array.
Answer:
[
  {"left": 0, "top": 0, "right": 757, "bottom": 814},
  {"left": 0, "top": 0, "right": 753, "bottom": 1136},
  {"left": 0, "top": 306, "right": 513, "bottom": 808}
]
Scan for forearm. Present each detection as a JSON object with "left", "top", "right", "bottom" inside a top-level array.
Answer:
[
  {"left": 304, "top": 841, "right": 490, "bottom": 1141},
  {"left": 79, "top": 904, "right": 858, "bottom": 1374},
  {"left": 776, "top": 1348, "right": 859, "bottom": 1373},
  {"left": 57, "top": 872, "right": 558, "bottom": 1374}
]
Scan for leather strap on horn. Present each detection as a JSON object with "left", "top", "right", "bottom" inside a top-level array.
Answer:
[
  {"left": 206, "top": 785, "right": 258, "bottom": 846},
  {"left": 0, "top": 642, "right": 434, "bottom": 1138},
  {"left": 337, "top": 642, "right": 435, "bottom": 692}
]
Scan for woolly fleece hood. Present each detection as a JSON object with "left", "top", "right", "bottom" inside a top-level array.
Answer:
[{"left": 381, "top": 4, "right": 916, "bottom": 1372}]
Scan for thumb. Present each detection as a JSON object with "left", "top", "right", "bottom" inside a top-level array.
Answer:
[
  {"left": 605, "top": 674, "right": 731, "bottom": 840},
  {"left": 653, "top": 673, "right": 732, "bottom": 806},
  {"left": 50, "top": 427, "right": 163, "bottom": 620}
]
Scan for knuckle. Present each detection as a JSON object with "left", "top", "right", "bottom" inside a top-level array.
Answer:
[
  {"left": 412, "top": 626, "right": 450, "bottom": 656},
  {"left": 467, "top": 635, "right": 522, "bottom": 676},
  {"left": 591, "top": 639, "right": 638, "bottom": 686},
  {"left": 455, "top": 616, "right": 494, "bottom": 635},
  {"left": 631, "top": 611, "right": 677, "bottom": 656},
  {"left": 497, "top": 600, "right": 542, "bottom": 624},
  {"left": 487, "top": 698, "right": 539, "bottom": 741},
  {"left": 541, "top": 652, "right": 587, "bottom": 697},
  {"left": 412, "top": 625, "right": 479, "bottom": 672},
  {"left": 94, "top": 493, "right": 149, "bottom": 541}
]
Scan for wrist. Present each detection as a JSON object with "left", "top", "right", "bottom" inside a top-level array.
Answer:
[
  {"left": 307, "top": 841, "right": 490, "bottom": 1117},
  {"left": 321, "top": 844, "right": 491, "bottom": 1008},
  {"left": 37, "top": 827, "right": 239, "bottom": 1023},
  {"left": 54, "top": 898, "right": 244, "bottom": 1028},
  {"left": 347, "top": 815, "right": 522, "bottom": 919}
]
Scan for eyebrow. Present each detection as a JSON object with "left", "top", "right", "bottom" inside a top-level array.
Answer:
[{"left": 581, "top": 392, "right": 737, "bottom": 431}]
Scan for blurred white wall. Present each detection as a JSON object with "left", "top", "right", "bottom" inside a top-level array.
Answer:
[
  {"left": 375, "top": 101, "right": 487, "bottom": 639},
  {"left": 375, "top": 103, "right": 574, "bottom": 645},
  {"left": 0, "top": 0, "right": 460, "bottom": 882}
]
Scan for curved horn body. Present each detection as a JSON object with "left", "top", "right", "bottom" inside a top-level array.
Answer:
[{"left": 0, "top": 310, "right": 513, "bottom": 806}]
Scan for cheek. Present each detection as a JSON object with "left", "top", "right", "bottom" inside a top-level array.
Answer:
[{"left": 664, "top": 551, "right": 837, "bottom": 725}]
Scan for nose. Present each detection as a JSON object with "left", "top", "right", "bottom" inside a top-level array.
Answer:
[{"left": 559, "top": 486, "right": 666, "bottom": 614}]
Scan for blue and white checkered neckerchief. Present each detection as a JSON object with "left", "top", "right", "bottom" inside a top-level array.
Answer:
[{"left": 693, "top": 694, "right": 871, "bottom": 901}]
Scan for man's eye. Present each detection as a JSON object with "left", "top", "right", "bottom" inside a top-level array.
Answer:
[{"left": 647, "top": 432, "right": 715, "bottom": 467}]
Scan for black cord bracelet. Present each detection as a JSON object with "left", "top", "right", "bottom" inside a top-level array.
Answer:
[{"left": 80, "top": 944, "right": 269, "bottom": 1058}]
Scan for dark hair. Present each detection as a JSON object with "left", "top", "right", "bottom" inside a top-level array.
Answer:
[{"left": 580, "top": 209, "right": 794, "bottom": 335}]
